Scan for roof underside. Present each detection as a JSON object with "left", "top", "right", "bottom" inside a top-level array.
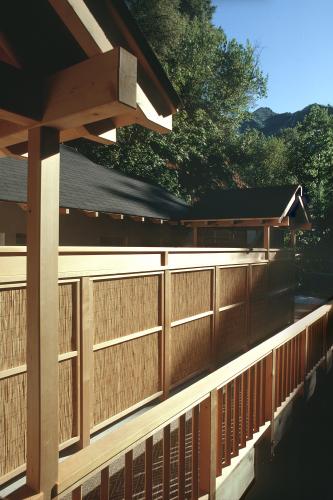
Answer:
[
  {"left": 189, "top": 185, "right": 304, "bottom": 220},
  {"left": 0, "top": 146, "right": 189, "bottom": 220}
]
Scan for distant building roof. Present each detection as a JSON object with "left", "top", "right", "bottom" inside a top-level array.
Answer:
[
  {"left": 188, "top": 185, "right": 307, "bottom": 221},
  {"left": 0, "top": 146, "right": 189, "bottom": 220}
]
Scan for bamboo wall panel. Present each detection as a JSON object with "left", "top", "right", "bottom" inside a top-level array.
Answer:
[
  {"left": 93, "top": 333, "right": 160, "bottom": 426},
  {"left": 59, "top": 359, "right": 77, "bottom": 444},
  {"left": 170, "top": 316, "right": 211, "bottom": 385},
  {"left": 251, "top": 264, "right": 268, "bottom": 297},
  {"left": 0, "top": 288, "right": 26, "bottom": 371},
  {"left": 216, "top": 305, "right": 247, "bottom": 364},
  {"left": 93, "top": 276, "right": 160, "bottom": 344},
  {"left": 269, "top": 261, "right": 295, "bottom": 291},
  {"left": 0, "top": 284, "right": 76, "bottom": 370},
  {"left": 59, "top": 283, "right": 76, "bottom": 354},
  {"left": 269, "top": 292, "right": 294, "bottom": 333},
  {"left": 171, "top": 271, "right": 212, "bottom": 322},
  {"left": 250, "top": 298, "right": 270, "bottom": 346},
  {"left": 0, "top": 373, "right": 26, "bottom": 477},
  {"left": 219, "top": 267, "right": 247, "bottom": 307}
]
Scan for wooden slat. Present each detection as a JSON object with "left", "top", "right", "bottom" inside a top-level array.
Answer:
[
  {"left": 264, "top": 353, "right": 273, "bottom": 422},
  {"left": 191, "top": 406, "right": 199, "bottom": 500},
  {"left": 254, "top": 363, "right": 260, "bottom": 433},
  {"left": 199, "top": 391, "right": 217, "bottom": 498},
  {"left": 240, "top": 371, "right": 247, "bottom": 449},
  {"left": 145, "top": 437, "right": 153, "bottom": 500},
  {"left": 124, "top": 450, "right": 133, "bottom": 500},
  {"left": 259, "top": 359, "right": 265, "bottom": 426},
  {"left": 26, "top": 127, "right": 60, "bottom": 497},
  {"left": 72, "top": 486, "right": 82, "bottom": 500},
  {"left": 178, "top": 414, "right": 186, "bottom": 499},
  {"left": 224, "top": 384, "right": 232, "bottom": 467},
  {"left": 100, "top": 466, "right": 109, "bottom": 500},
  {"left": 247, "top": 368, "right": 254, "bottom": 440},
  {"left": 163, "top": 425, "right": 171, "bottom": 500},
  {"left": 232, "top": 378, "right": 240, "bottom": 456},
  {"left": 79, "top": 277, "right": 93, "bottom": 448},
  {"left": 216, "top": 389, "right": 223, "bottom": 476}
]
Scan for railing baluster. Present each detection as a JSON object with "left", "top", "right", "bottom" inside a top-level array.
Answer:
[
  {"left": 163, "top": 425, "right": 171, "bottom": 500},
  {"left": 224, "top": 384, "right": 232, "bottom": 466},
  {"left": 72, "top": 486, "right": 82, "bottom": 500},
  {"left": 233, "top": 378, "right": 240, "bottom": 456},
  {"left": 240, "top": 371, "right": 247, "bottom": 448},
  {"left": 145, "top": 437, "right": 153, "bottom": 500},
  {"left": 260, "top": 359, "right": 265, "bottom": 426},
  {"left": 275, "top": 348, "right": 280, "bottom": 409},
  {"left": 125, "top": 450, "right": 133, "bottom": 500},
  {"left": 281, "top": 344, "right": 286, "bottom": 401},
  {"left": 199, "top": 390, "right": 217, "bottom": 498},
  {"left": 100, "top": 466, "right": 109, "bottom": 500},
  {"left": 191, "top": 407, "right": 199, "bottom": 500},
  {"left": 247, "top": 368, "right": 254, "bottom": 440},
  {"left": 254, "top": 363, "right": 260, "bottom": 433},
  {"left": 216, "top": 389, "right": 223, "bottom": 476},
  {"left": 178, "top": 414, "right": 186, "bottom": 500}
]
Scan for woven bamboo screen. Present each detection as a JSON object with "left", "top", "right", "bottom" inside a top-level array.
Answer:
[
  {"left": 170, "top": 270, "right": 213, "bottom": 386},
  {"left": 92, "top": 274, "right": 162, "bottom": 429},
  {"left": 0, "top": 282, "right": 78, "bottom": 482},
  {"left": 217, "top": 304, "right": 247, "bottom": 364},
  {"left": 219, "top": 266, "right": 247, "bottom": 307}
]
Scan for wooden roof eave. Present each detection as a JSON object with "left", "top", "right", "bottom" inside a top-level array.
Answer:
[
  {"left": 49, "top": 0, "right": 176, "bottom": 132},
  {"left": 180, "top": 217, "right": 291, "bottom": 228}
]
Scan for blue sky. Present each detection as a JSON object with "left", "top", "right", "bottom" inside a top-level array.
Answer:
[{"left": 213, "top": 0, "right": 333, "bottom": 113}]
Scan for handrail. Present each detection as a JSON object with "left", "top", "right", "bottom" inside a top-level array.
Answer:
[{"left": 56, "top": 300, "right": 333, "bottom": 496}]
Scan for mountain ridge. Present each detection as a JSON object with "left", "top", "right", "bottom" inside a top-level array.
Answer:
[{"left": 242, "top": 103, "right": 333, "bottom": 136}]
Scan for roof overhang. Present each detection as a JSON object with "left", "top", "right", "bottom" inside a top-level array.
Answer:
[{"left": 0, "top": 0, "right": 179, "bottom": 156}]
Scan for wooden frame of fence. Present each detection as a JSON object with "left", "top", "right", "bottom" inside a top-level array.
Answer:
[{"left": 0, "top": 246, "right": 295, "bottom": 490}]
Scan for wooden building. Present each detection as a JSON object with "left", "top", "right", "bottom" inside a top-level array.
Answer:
[{"left": 0, "top": 149, "right": 310, "bottom": 249}]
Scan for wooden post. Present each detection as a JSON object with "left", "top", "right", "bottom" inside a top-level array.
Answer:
[
  {"left": 163, "top": 270, "right": 171, "bottom": 398},
  {"left": 79, "top": 277, "right": 93, "bottom": 448},
  {"left": 192, "top": 226, "right": 198, "bottom": 246},
  {"left": 264, "top": 226, "right": 270, "bottom": 261},
  {"left": 199, "top": 390, "right": 217, "bottom": 498},
  {"left": 26, "top": 127, "right": 60, "bottom": 497}
]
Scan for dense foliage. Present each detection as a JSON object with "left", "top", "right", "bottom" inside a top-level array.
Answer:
[{"left": 73, "top": 0, "right": 333, "bottom": 270}]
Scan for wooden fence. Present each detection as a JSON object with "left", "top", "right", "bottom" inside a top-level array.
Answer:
[
  {"left": 53, "top": 300, "right": 333, "bottom": 500},
  {"left": 0, "top": 246, "right": 295, "bottom": 486}
]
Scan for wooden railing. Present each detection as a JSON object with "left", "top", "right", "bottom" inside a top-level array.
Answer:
[
  {"left": 53, "top": 300, "right": 333, "bottom": 500},
  {"left": 0, "top": 246, "right": 295, "bottom": 487}
]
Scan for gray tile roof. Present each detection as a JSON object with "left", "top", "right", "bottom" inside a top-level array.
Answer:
[
  {"left": 0, "top": 145, "right": 189, "bottom": 220},
  {"left": 189, "top": 185, "right": 304, "bottom": 220}
]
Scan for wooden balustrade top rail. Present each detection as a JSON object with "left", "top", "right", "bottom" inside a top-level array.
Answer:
[
  {"left": 0, "top": 246, "right": 293, "bottom": 283},
  {"left": 56, "top": 300, "right": 332, "bottom": 496}
]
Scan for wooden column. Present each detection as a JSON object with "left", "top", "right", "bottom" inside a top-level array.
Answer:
[
  {"left": 264, "top": 226, "right": 270, "bottom": 261},
  {"left": 199, "top": 390, "right": 217, "bottom": 498},
  {"left": 26, "top": 127, "right": 60, "bottom": 496}
]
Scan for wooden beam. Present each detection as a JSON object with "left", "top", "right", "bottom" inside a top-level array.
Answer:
[
  {"left": 79, "top": 210, "right": 99, "bottom": 218},
  {"left": 108, "top": 213, "right": 124, "bottom": 220},
  {"left": 26, "top": 127, "right": 60, "bottom": 496},
  {"left": 44, "top": 48, "right": 137, "bottom": 130},
  {"left": 182, "top": 217, "right": 290, "bottom": 228},
  {"left": 130, "top": 215, "right": 145, "bottom": 222},
  {"left": 18, "top": 203, "right": 70, "bottom": 216},
  {"left": 59, "top": 207, "right": 70, "bottom": 215},
  {"left": 49, "top": 0, "right": 174, "bottom": 132}
]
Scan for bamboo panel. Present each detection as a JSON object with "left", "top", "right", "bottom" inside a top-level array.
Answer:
[
  {"left": 59, "top": 283, "right": 76, "bottom": 354},
  {"left": 219, "top": 267, "right": 247, "bottom": 307},
  {"left": 59, "top": 358, "right": 77, "bottom": 444},
  {"left": 251, "top": 264, "right": 268, "bottom": 298},
  {"left": 0, "top": 287, "right": 26, "bottom": 371},
  {"left": 269, "top": 261, "right": 295, "bottom": 292},
  {"left": 216, "top": 305, "right": 247, "bottom": 364},
  {"left": 93, "top": 275, "right": 160, "bottom": 344},
  {"left": 0, "top": 373, "right": 26, "bottom": 477},
  {"left": 0, "top": 284, "right": 75, "bottom": 370},
  {"left": 268, "top": 292, "right": 294, "bottom": 334},
  {"left": 93, "top": 333, "right": 160, "bottom": 426},
  {"left": 250, "top": 298, "right": 270, "bottom": 346},
  {"left": 171, "top": 316, "right": 211, "bottom": 385},
  {"left": 171, "top": 271, "right": 212, "bottom": 322}
]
